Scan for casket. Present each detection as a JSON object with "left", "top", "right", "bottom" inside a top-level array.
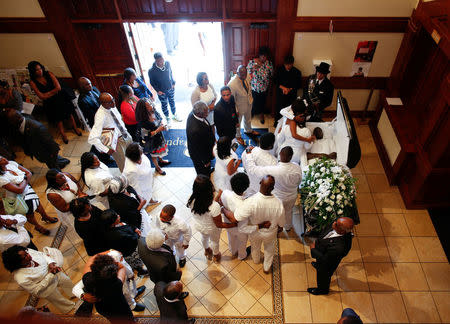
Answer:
[{"left": 305, "top": 91, "right": 361, "bottom": 169}]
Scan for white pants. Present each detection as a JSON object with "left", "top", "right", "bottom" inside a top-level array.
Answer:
[
  {"left": 44, "top": 272, "right": 75, "bottom": 314},
  {"left": 282, "top": 195, "right": 297, "bottom": 230},
  {"left": 249, "top": 231, "right": 277, "bottom": 272},
  {"left": 123, "top": 277, "right": 137, "bottom": 309},
  {"left": 236, "top": 105, "right": 252, "bottom": 136},
  {"left": 226, "top": 227, "right": 248, "bottom": 260},
  {"left": 199, "top": 228, "right": 221, "bottom": 255},
  {"left": 112, "top": 136, "right": 133, "bottom": 172},
  {"left": 167, "top": 238, "right": 187, "bottom": 260}
]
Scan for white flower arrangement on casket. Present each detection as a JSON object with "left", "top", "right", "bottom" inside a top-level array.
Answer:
[{"left": 300, "top": 157, "right": 357, "bottom": 231}]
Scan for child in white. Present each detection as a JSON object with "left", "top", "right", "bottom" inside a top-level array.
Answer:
[
  {"left": 218, "top": 173, "right": 250, "bottom": 260},
  {"left": 157, "top": 204, "right": 192, "bottom": 267}
]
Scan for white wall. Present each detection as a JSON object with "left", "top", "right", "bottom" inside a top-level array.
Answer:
[
  {"left": 0, "top": 34, "right": 72, "bottom": 77},
  {"left": 0, "top": 0, "right": 44, "bottom": 17},
  {"left": 297, "top": 0, "right": 418, "bottom": 17}
]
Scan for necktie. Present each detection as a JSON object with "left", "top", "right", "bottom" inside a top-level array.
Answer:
[
  {"left": 110, "top": 109, "right": 128, "bottom": 138},
  {"left": 242, "top": 79, "right": 248, "bottom": 93}
]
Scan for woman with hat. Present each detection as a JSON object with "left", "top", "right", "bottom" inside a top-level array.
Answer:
[{"left": 302, "top": 62, "right": 334, "bottom": 122}]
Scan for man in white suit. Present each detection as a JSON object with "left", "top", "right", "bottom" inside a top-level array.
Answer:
[{"left": 228, "top": 65, "right": 260, "bottom": 139}]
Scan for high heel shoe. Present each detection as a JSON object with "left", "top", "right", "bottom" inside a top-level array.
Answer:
[
  {"left": 156, "top": 169, "right": 166, "bottom": 176},
  {"left": 35, "top": 225, "right": 50, "bottom": 235},
  {"left": 42, "top": 216, "right": 58, "bottom": 224},
  {"left": 74, "top": 128, "right": 82, "bottom": 136},
  {"left": 62, "top": 136, "right": 69, "bottom": 144}
]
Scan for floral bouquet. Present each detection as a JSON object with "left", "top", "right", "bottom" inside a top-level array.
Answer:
[{"left": 300, "top": 157, "right": 357, "bottom": 233}]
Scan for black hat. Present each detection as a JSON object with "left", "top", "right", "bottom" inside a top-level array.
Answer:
[{"left": 316, "top": 62, "right": 330, "bottom": 74}]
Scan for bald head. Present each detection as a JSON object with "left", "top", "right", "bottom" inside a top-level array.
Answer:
[
  {"left": 333, "top": 217, "right": 354, "bottom": 235},
  {"left": 78, "top": 77, "right": 93, "bottom": 93},
  {"left": 260, "top": 175, "right": 275, "bottom": 196},
  {"left": 279, "top": 146, "right": 293, "bottom": 163},
  {"left": 237, "top": 65, "right": 247, "bottom": 80},
  {"left": 163, "top": 281, "right": 183, "bottom": 300},
  {"left": 99, "top": 93, "right": 114, "bottom": 109}
]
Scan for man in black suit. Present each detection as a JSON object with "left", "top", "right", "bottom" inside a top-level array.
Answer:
[
  {"left": 186, "top": 101, "right": 215, "bottom": 176},
  {"left": 302, "top": 62, "right": 334, "bottom": 122},
  {"left": 307, "top": 217, "right": 354, "bottom": 295},
  {"left": 137, "top": 228, "right": 182, "bottom": 284},
  {"left": 5, "top": 108, "right": 70, "bottom": 169},
  {"left": 154, "top": 280, "right": 193, "bottom": 324}
]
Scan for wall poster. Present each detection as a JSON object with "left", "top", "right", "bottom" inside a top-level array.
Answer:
[{"left": 351, "top": 41, "right": 378, "bottom": 77}]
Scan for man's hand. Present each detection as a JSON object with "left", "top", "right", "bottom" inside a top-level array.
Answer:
[
  {"left": 1, "top": 218, "right": 17, "bottom": 227},
  {"left": 182, "top": 245, "right": 189, "bottom": 250},
  {"left": 310, "top": 241, "right": 316, "bottom": 249},
  {"left": 78, "top": 192, "right": 88, "bottom": 198},
  {"left": 135, "top": 229, "right": 142, "bottom": 236},
  {"left": 82, "top": 293, "right": 98, "bottom": 303},
  {"left": 157, "top": 91, "right": 164, "bottom": 96},
  {"left": 245, "top": 146, "right": 254, "bottom": 154},
  {"left": 258, "top": 221, "right": 271, "bottom": 229},
  {"left": 204, "top": 162, "right": 211, "bottom": 167},
  {"left": 107, "top": 148, "right": 115, "bottom": 155}
]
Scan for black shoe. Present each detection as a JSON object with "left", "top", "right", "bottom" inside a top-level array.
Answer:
[
  {"left": 311, "top": 261, "right": 318, "bottom": 269},
  {"left": 307, "top": 288, "right": 328, "bottom": 295},
  {"left": 133, "top": 303, "right": 145, "bottom": 312},
  {"left": 179, "top": 258, "right": 186, "bottom": 268},
  {"left": 135, "top": 286, "right": 146, "bottom": 299},
  {"left": 179, "top": 292, "right": 189, "bottom": 300}
]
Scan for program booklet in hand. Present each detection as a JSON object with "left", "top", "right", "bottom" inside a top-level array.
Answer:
[{"left": 101, "top": 128, "right": 119, "bottom": 151}]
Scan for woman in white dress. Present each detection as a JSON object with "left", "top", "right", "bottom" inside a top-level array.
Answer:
[
  {"left": 80, "top": 152, "right": 114, "bottom": 210},
  {"left": 276, "top": 99, "right": 316, "bottom": 167},
  {"left": 2, "top": 245, "right": 75, "bottom": 314},
  {"left": 45, "top": 169, "right": 86, "bottom": 221},
  {"left": 0, "top": 155, "right": 57, "bottom": 235},
  {"left": 187, "top": 175, "right": 237, "bottom": 262},
  {"left": 213, "top": 136, "right": 241, "bottom": 195},
  {"left": 191, "top": 72, "right": 217, "bottom": 129},
  {"left": 123, "top": 142, "right": 158, "bottom": 207}
]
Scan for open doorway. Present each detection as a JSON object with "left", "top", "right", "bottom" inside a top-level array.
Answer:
[{"left": 125, "top": 22, "right": 224, "bottom": 126}]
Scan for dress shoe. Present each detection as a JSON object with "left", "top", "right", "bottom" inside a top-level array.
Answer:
[
  {"left": 135, "top": 286, "right": 146, "bottom": 299},
  {"left": 213, "top": 252, "right": 221, "bottom": 262},
  {"left": 307, "top": 288, "right": 328, "bottom": 295},
  {"left": 179, "top": 292, "right": 189, "bottom": 300},
  {"left": 179, "top": 258, "right": 186, "bottom": 268},
  {"left": 133, "top": 303, "right": 146, "bottom": 312},
  {"left": 244, "top": 246, "right": 251, "bottom": 259}
]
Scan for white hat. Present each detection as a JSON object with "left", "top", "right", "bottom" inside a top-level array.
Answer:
[
  {"left": 145, "top": 228, "right": 165, "bottom": 249},
  {"left": 109, "top": 175, "right": 128, "bottom": 194}
]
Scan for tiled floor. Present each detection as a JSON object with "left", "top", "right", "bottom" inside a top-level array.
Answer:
[{"left": 0, "top": 113, "right": 448, "bottom": 323}]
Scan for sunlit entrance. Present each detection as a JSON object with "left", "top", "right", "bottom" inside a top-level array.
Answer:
[{"left": 125, "top": 22, "right": 224, "bottom": 125}]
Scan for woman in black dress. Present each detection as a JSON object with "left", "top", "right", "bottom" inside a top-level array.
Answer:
[
  {"left": 82, "top": 253, "right": 134, "bottom": 322},
  {"left": 28, "top": 61, "right": 81, "bottom": 144},
  {"left": 135, "top": 98, "right": 170, "bottom": 175}
]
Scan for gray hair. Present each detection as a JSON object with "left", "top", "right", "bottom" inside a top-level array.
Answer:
[{"left": 192, "top": 101, "right": 208, "bottom": 117}]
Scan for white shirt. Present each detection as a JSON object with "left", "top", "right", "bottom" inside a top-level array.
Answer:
[
  {"left": 309, "top": 138, "right": 336, "bottom": 155},
  {"left": 234, "top": 192, "right": 285, "bottom": 235},
  {"left": 157, "top": 215, "right": 192, "bottom": 246},
  {"left": 213, "top": 147, "right": 238, "bottom": 192},
  {"left": 242, "top": 147, "right": 277, "bottom": 195},
  {"left": 242, "top": 152, "right": 302, "bottom": 201},
  {"left": 0, "top": 214, "right": 30, "bottom": 252},
  {"left": 46, "top": 175, "right": 78, "bottom": 218},
  {"left": 220, "top": 189, "right": 245, "bottom": 223},
  {"left": 190, "top": 201, "right": 221, "bottom": 234},
  {"left": 123, "top": 155, "right": 154, "bottom": 204},
  {"left": 323, "top": 229, "right": 342, "bottom": 239},
  {"left": 0, "top": 161, "right": 27, "bottom": 199},
  {"left": 88, "top": 105, "right": 130, "bottom": 153},
  {"left": 84, "top": 162, "right": 113, "bottom": 210},
  {"left": 279, "top": 125, "right": 313, "bottom": 167}
]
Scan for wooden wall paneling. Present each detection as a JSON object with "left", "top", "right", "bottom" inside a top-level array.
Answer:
[
  {"left": 67, "top": 0, "right": 118, "bottom": 19},
  {"left": 223, "top": 22, "right": 248, "bottom": 81},
  {"left": 226, "top": 0, "right": 277, "bottom": 19},
  {"left": 292, "top": 17, "right": 409, "bottom": 33},
  {"left": 0, "top": 18, "right": 51, "bottom": 33},
  {"left": 38, "top": 0, "right": 95, "bottom": 81},
  {"left": 96, "top": 75, "right": 124, "bottom": 99}
]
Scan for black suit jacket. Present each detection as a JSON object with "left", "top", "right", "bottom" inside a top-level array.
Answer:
[
  {"left": 137, "top": 239, "right": 181, "bottom": 284},
  {"left": 108, "top": 186, "right": 142, "bottom": 229},
  {"left": 21, "top": 117, "right": 60, "bottom": 163},
  {"left": 186, "top": 112, "right": 215, "bottom": 165},
  {"left": 303, "top": 74, "right": 334, "bottom": 114},
  {"left": 154, "top": 281, "right": 188, "bottom": 323},
  {"left": 104, "top": 224, "right": 139, "bottom": 257},
  {"left": 311, "top": 230, "right": 352, "bottom": 274}
]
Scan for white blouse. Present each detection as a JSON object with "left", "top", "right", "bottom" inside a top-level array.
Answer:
[
  {"left": 84, "top": 162, "right": 113, "bottom": 210},
  {"left": 191, "top": 201, "right": 221, "bottom": 234},
  {"left": 46, "top": 174, "right": 78, "bottom": 219},
  {"left": 123, "top": 155, "right": 154, "bottom": 206},
  {"left": 0, "top": 161, "right": 26, "bottom": 199},
  {"left": 213, "top": 147, "right": 238, "bottom": 192}
]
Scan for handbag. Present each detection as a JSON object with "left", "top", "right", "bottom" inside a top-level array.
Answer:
[
  {"left": 43, "top": 247, "right": 64, "bottom": 267},
  {"left": 2, "top": 195, "right": 29, "bottom": 215}
]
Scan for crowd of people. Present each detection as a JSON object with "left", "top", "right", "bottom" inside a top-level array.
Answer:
[{"left": 0, "top": 48, "right": 363, "bottom": 324}]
